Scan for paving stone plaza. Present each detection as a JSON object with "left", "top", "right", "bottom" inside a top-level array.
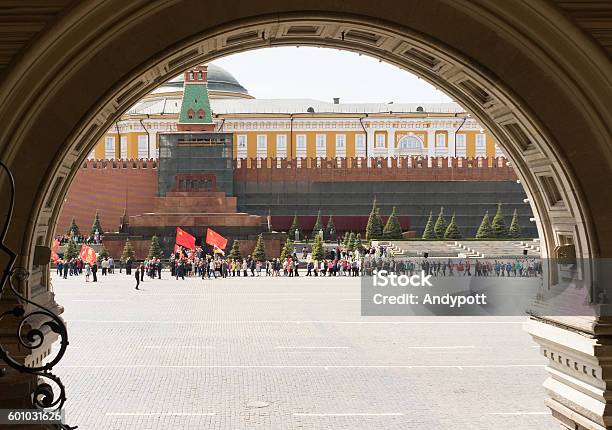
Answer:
[{"left": 51, "top": 273, "right": 556, "bottom": 429}]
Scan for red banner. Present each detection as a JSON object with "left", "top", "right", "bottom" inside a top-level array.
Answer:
[
  {"left": 205, "top": 228, "right": 228, "bottom": 251},
  {"left": 79, "top": 244, "right": 97, "bottom": 264},
  {"left": 175, "top": 227, "right": 196, "bottom": 250},
  {"left": 52, "top": 239, "right": 60, "bottom": 251}
]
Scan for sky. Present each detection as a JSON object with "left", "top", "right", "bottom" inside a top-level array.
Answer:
[{"left": 213, "top": 47, "right": 453, "bottom": 104}]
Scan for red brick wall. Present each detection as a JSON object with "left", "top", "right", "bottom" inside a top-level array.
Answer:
[
  {"left": 56, "top": 160, "right": 158, "bottom": 235},
  {"left": 57, "top": 157, "right": 515, "bottom": 236}
]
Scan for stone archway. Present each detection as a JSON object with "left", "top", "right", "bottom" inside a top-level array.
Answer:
[{"left": 0, "top": 1, "right": 610, "bottom": 428}]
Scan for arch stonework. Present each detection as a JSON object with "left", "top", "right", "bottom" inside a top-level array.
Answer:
[{"left": 0, "top": 1, "right": 610, "bottom": 428}]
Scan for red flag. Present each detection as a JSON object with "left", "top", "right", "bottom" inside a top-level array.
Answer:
[
  {"left": 52, "top": 239, "right": 60, "bottom": 251},
  {"left": 79, "top": 244, "right": 97, "bottom": 264},
  {"left": 51, "top": 251, "right": 60, "bottom": 263},
  {"left": 206, "top": 228, "right": 228, "bottom": 251},
  {"left": 175, "top": 227, "right": 196, "bottom": 250}
]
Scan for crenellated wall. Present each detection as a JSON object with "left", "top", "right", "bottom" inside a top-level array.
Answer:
[
  {"left": 56, "top": 156, "right": 520, "bottom": 236},
  {"left": 233, "top": 156, "right": 516, "bottom": 182}
]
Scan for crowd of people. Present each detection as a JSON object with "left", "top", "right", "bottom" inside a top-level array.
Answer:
[
  {"left": 53, "top": 242, "right": 542, "bottom": 287},
  {"left": 55, "top": 232, "right": 103, "bottom": 245}
]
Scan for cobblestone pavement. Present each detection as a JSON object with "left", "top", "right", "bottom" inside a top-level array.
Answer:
[{"left": 50, "top": 272, "right": 556, "bottom": 429}]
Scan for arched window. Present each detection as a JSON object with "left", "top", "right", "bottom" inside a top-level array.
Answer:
[
  {"left": 187, "top": 108, "right": 194, "bottom": 119},
  {"left": 197, "top": 108, "right": 205, "bottom": 119},
  {"left": 398, "top": 134, "right": 424, "bottom": 155}
]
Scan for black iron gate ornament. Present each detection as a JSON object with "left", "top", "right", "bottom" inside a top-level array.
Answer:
[{"left": 0, "top": 161, "right": 77, "bottom": 429}]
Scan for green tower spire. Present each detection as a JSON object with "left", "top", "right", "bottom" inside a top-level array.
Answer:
[{"left": 177, "top": 65, "right": 215, "bottom": 131}]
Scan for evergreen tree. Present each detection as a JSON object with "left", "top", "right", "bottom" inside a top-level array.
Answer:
[
  {"left": 252, "top": 234, "right": 267, "bottom": 261},
  {"left": 63, "top": 239, "right": 79, "bottom": 260},
  {"left": 67, "top": 217, "right": 80, "bottom": 237},
  {"left": 443, "top": 213, "right": 462, "bottom": 239},
  {"left": 475, "top": 211, "right": 493, "bottom": 239},
  {"left": 311, "top": 233, "right": 324, "bottom": 261},
  {"left": 97, "top": 246, "right": 109, "bottom": 264},
  {"left": 280, "top": 237, "right": 293, "bottom": 260},
  {"left": 365, "top": 198, "right": 383, "bottom": 240},
  {"left": 491, "top": 202, "right": 508, "bottom": 238},
  {"left": 434, "top": 207, "right": 447, "bottom": 239},
  {"left": 343, "top": 231, "right": 351, "bottom": 249},
  {"left": 355, "top": 233, "right": 365, "bottom": 254},
  {"left": 90, "top": 210, "right": 104, "bottom": 235},
  {"left": 376, "top": 208, "right": 384, "bottom": 236},
  {"left": 228, "top": 240, "right": 241, "bottom": 260},
  {"left": 383, "top": 206, "right": 403, "bottom": 239},
  {"left": 421, "top": 211, "right": 435, "bottom": 239},
  {"left": 348, "top": 232, "right": 357, "bottom": 252},
  {"left": 508, "top": 209, "right": 521, "bottom": 238},
  {"left": 121, "top": 238, "right": 135, "bottom": 261},
  {"left": 147, "top": 235, "right": 163, "bottom": 259},
  {"left": 312, "top": 210, "right": 323, "bottom": 237},
  {"left": 287, "top": 214, "right": 302, "bottom": 241},
  {"left": 325, "top": 215, "right": 337, "bottom": 241}
]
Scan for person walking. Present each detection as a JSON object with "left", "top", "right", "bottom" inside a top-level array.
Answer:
[
  {"left": 140, "top": 264, "right": 145, "bottom": 282},
  {"left": 85, "top": 262, "right": 91, "bottom": 282},
  {"left": 135, "top": 265, "right": 140, "bottom": 290}
]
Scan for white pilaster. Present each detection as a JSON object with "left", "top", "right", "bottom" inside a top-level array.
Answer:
[
  {"left": 447, "top": 129, "right": 456, "bottom": 158},
  {"left": 426, "top": 129, "right": 436, "bottom": 157}
]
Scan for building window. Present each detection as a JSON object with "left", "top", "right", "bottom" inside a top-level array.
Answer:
[
  {"left": 104, "top": 136, "right": 115, "bottom": 159},
  {"left": 475, "top": 133, "right": 487, "bottom": 157},
  {"left": 256, "top": 135, "right": 267, "bottom": 158},
  {"left": 455, "top": 134, "right": 467, "bottom": 157},
  {"left": 355, "top": 134, "right": 366, "bottom": 156},
  {"left": 398, "top": 135, "right": 423, "bottom": 156},
  {"left": 138, "top": 134, "right": 149, "bottom": 159},
  {"left": 375, "top": 133, "right": 386, "bottom": 148},
  {"left": 316, "top": 134, "right": 326, "bottom": 157},
  {"left": 276, "top": 134, "right": 287, "bottom": 157},
  {"left": 436, "top": 133, "right": 446, "bottom": 147},
  {"left": 236, "top": 134, "right": 247, "bottom": 159},
  {"left": 335, "top": 134, "right": 346, "bottom": 157},
  {"left": 494, "top": 143, "right": 504, "bottom": 157},
  {"left": 296, "top": 134, "right": 307, "bottom": 157},
  {"left": 120, "top": 136, "right": 127, "bottom": 159}
]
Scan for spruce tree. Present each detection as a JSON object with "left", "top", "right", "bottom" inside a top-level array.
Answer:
[
  {"left": 343, "top": 231, "right": 351, "bottom": 249},
  {"left": 280, "top": 237, "right": 293, "bottom": 260},
  {"left": 475, "top": 211, "right": 493, "bottom": 239},
  {"left": 325, "top": 215, "right": 337, "bottom": 241},
  {"left": 355, "top": 233, "right": 365, "bottom": 254},
  {"left": 63, "top": 239, "right": 79, "bottom": 260},
  {"left": 228, "top": 240, "right": 241, "bottom": 260},
  {"left": 311, "top": 234, "right": 324, "bottom": 261},
  {"left": 421, "top": 211, "right": 435, "bottom": 239},
  {"left": 252, "top": 234, "right": 267, "bottom": 261},
  {"left": 91, "top": 210, "right": 104, "bottom": 235},
  {"left": 67, "top": 217, "right": 81, "bottom": 237},
  {"left": 383, "top": 206, "right": 403, "bottom": 239},
  {"left": 365, "top": 198, "right": 383, "bottom": 240},
  {"left": 443, "top": 213, "right": 462, "bottom": 239},
  {"left": 312, "top": 210, "right": 323, "bottom": 237},
  {"left": 508, "top": 209, "right": 521, "bottom": 238},
  {"left": 287, "top": 214, "right": 302, "bottom": 241},
  {"left": 376, "top": 208, "right": 384, "bottom": 237},
  {"left": 491, "top": 202, "right": 508, "bottom": 238},
  {"left": 348, "top": 232, "right": 357, "bottom": 252},
  {"left": 147, "top": 235, "right": 163, "bottom": 259},
  {"left": 121, "top": 238, "right": 136, "bottom": 261},
  {"left": 434, "top": 207, "right": 447, "bottom": 239},
  {"left": 97, "top": 246, "right": 109, "bottom": 264}
]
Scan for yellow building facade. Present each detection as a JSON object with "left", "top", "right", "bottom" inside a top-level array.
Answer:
[{"left": 91, "top": 65, "right": 502, "bottom": 161}]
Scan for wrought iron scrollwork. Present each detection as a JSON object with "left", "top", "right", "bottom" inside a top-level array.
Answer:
[{"left": 0, "top": 161, "right": 77, "bottom": 429}]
